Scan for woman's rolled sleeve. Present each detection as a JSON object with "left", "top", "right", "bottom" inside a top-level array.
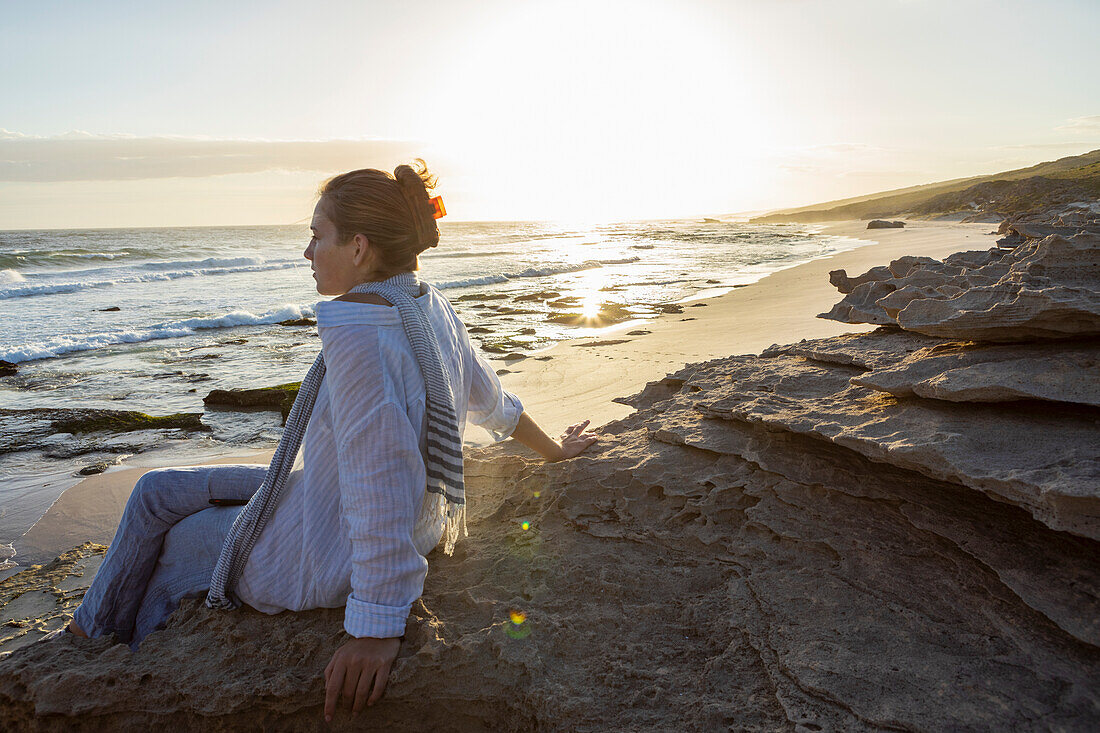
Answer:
[
  {"left": 466, "top": 349, "right": 524, "bottom": 442},
  {"left": 321, "top": 323, "right": 428, "bottom": 639},
  {"left": 332, "top": 401, "right": 428, "bottom": 639}
]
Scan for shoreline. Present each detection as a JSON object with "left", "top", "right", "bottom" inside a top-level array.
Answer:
[
  {"left": 495, "top": 218, "right": 997, "bottom": 431},
  {"left": 10, "top": 219, "right": 997, "bottom": 568}
]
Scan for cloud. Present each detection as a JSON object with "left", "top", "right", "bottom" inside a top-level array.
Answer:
[
  {"left": 997, "top": 141, "right": 1100, "bottom": 150},
  {"left": 1057, "top": 115, "right": 1100, "bottom": 134},
  {"left": 0, "top": 131, "right": 426, "bottom": 182}
]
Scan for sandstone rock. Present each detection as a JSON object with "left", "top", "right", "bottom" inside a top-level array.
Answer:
[
  {"left": 50, "top": 410, "right": 208, "bottom": 435},
  {"left": 691, "top": 348, "right": 1100, "bottom": 540},
  {"left": 203, "top": 383, "right": 300, "bottom": 423},
  {"left": 3, "top": 356, "right": 1097, "bottom": 730},
  {"left": 821, "top": 232, "right": 1100, "bottom": 341},
  {"left": 572, "top": 339, "right": 631, "bottom": 348},
  {"left": 851, "top": 338, "right": 1100, "bottom": 406},
  {"left": 77, "top": 462, "right": 110, "bottom": 476},
  {"left": 454, "top": 292, "right": 510, "bottom": 302},
  {"left": 818, "top": 279, "right": 898, "bottom": 324},
  {"left": 513, "top": 290, "right": 560, "bottom": 302},
  {"left": 828, "top": 265, "right": 892, "bottom": 294},
  {"left": 897, "top": 284, "right": 1100, "bottom": 341},
  {"left": 761, "top": 328, "right": 952, "bottom": 370},
  {"left": 1, "top": 543, "right": 107, "bottom": 654},
  {"left": 1006, "top": 223, "right": 1081, "bottom": 241},
  {"left": 866, "top": 219, "right": 905, "bottom": 229}
]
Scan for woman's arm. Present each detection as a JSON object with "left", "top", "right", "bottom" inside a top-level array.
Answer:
[
  {"left": 509, "top": 412, "right": 599, "bottom": 461},
  {"left": 318, "top": 321, "right": 426, "bottom": 719},
  {"left": 461, "top": 321, "right": 598, "bottom": 459}
]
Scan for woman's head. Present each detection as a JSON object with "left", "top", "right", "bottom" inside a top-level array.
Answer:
[{"left": 305, "top": 159, "right": 439, "bottom": 295}]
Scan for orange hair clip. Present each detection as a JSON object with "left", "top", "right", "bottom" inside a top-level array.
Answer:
[{"left": 429, "top": 195, "right": 447, "bottom": 219}]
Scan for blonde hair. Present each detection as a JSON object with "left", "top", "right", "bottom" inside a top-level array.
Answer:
[{"left": 317, "top": 159, "right": 439, "bottom": 275}]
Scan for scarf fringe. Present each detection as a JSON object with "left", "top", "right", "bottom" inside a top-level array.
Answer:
[
  {"left": 442, "top": 499, "right": 468, "bottom": 556},
  {"left": 417, "top": 479, "right": 469, "bottom": 556}
]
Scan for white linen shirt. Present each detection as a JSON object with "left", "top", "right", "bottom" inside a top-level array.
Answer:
[{"left": 235, "top": 283, "right": 524, "bottom": 639}]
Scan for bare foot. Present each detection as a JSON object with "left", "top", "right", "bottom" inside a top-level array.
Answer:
[{"left": 68, "top": 618, "right": 88, "bottom": 638}]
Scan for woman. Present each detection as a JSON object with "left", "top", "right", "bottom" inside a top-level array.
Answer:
[{"left": 58, "top": 160, "right": 600, "bottom": 720}]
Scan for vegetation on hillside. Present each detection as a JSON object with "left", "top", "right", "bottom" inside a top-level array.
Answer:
[{"left": 750, "top": 149, "right": 1100, "bottom": 223}]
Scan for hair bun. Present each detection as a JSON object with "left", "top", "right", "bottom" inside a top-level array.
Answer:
[{"left": 394, "top": 159, "right": 440, "bottom": 254}]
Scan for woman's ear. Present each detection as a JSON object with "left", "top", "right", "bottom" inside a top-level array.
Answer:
[{"left": 350, "top": 233, "right": 374, "bottom": 269}]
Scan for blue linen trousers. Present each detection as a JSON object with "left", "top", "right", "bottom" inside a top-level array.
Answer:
[{"left": 72, "top": 464, "right": 268, "bottom": 651}]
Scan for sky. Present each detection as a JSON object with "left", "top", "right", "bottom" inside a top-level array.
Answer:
[{"left": 1, "top": 0, "right": 1098, "bottom": 229}]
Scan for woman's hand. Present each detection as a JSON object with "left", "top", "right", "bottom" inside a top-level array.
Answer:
[
  {"left": 509, "top": 412, "right": 600, "bottom": 461},
  {"left": 559, "top": 419, "right": 598, "bottom": 460},
  {"left": 323, "top": 636, "right": 401, "bottom": 721}
]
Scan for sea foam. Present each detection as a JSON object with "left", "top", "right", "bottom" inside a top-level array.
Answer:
[
  {"left": 1, "top": 303, "right": 316, "bottom": 363},
  {"left": 0, "top": 260, "right": 303, "bottom": 300}
]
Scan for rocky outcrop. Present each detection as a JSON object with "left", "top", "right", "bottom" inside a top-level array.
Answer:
[
  {"left": 821, "top": 232, "right": 1100, "bottom": 341},
  {"left": 752, "top": 331, "right": 1098, "bottom": 538},
  {"left": 997, "top": 201, "right": 1100, "bottom": 243},
  {"left": 3, "top": 238, "right": 1098, "bottom": 730},
  {"left": 2, "top": 352, "right": 1098, "bottom": 730},
  {"left": 1, "top": 544, "right": 106, "bottom": 655},
  {"left": 203, "top": 383, "right": 301, "bottom": 423},
  {"left": 49, "top": 410, "right": 207, "bottom": 435},
  {"left": 866, "top": 219, "right": 904, "bottom": 229},
  {"left": 996, "top": 222, "right": 1082, "bottom": 248},
  {"left": 811, "top": 231, "right": 1100, "bottom": 538},
  {"left": 850, "top": 337, "right": 1100, "bottom": 406},
  {"left": 0, "top": 408, "right": 209, "bottom": 458}
]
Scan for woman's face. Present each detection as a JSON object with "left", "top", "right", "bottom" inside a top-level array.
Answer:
[{"left": 305, "top": 200, "right": 370, "bottom": 296}]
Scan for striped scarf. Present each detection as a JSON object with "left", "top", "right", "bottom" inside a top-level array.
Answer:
[{"left": 206, "top": 271, "right": 466, "bottom": 611}]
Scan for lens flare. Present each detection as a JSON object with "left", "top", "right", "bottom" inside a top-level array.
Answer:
[
  {"left": 506, "top": 608, "right": 533, "bottom": 639},
  {"left": 521, "top": 521, "right": 530, "bottom": 530},
  {"left": 533, "top": 491, "right": 541, "bottom": 498}
]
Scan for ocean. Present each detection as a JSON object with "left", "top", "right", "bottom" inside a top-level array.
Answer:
[{"left": 0, "top": 218, "right": 863, "bottom": 568}]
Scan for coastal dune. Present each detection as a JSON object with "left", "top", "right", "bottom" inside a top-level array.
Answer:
[{"left": 4, "top": 220, "right": 1097, "bottom": 730}]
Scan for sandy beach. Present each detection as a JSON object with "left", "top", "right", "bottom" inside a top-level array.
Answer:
[
  {"left": 498, "top": 219, "right": 998, "bottom": 431},
  {"left": 13, "top": 219, "right": 997, "bottom": 568}
]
